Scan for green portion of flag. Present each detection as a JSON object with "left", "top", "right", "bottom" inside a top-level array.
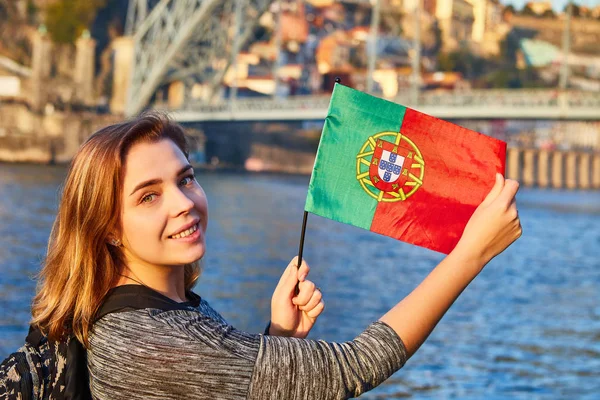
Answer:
[{"left": 305, "top": 84, "right": 407, "bottom": 230}]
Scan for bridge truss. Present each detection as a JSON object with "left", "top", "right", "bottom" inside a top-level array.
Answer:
[{"left": 124, "top": 0, "right": 272, "bottom": 117}]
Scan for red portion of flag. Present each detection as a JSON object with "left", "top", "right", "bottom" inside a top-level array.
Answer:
[{"left": 370, "top": 108, "right": 506, "bottom": 254}]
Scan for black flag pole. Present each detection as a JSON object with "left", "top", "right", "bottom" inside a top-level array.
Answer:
[
  {"left": 296, "top": 211, "right": 308, "bottom": 269},
  {"left": 296, "top": 77, "right": 341, "bottom": 293}
]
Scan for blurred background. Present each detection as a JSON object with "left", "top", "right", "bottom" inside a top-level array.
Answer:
[{"left": 1, "top": 0, "right": 599, "bottom": 398}]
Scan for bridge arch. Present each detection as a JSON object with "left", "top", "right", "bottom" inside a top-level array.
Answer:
[{"left": 124, "top": 0, "right": 272, "bottom": 116}]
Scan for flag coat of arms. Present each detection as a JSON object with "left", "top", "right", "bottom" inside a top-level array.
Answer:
[{"left": 305, "top": 84, "right": 507, "bottom": 254}]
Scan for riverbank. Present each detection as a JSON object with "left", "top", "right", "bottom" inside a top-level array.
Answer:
[{"left": 0, "top": 101, "right": 122, "bottom": 163}]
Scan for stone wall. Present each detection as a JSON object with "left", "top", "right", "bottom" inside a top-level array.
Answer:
[
  {"left": 0, "top": 135, "right": 57, "bottom": 163},
  {"left": 0, "top": 103, "right": 206, "bottom": 164},
  {"left": 0, "top": 102, "right": 122, "bottom": 163}
]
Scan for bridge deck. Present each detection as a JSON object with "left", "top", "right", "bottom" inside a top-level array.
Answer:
[{"left": 169, "top": 90, "right": 600, "bottom": 122}]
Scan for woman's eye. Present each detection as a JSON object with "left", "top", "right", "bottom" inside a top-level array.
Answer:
[
  {"left": 141, "top": 193, "right": 156, "bottom": 204},
  {"left": 180, "top": 174, "right": 195, "bottom": 186}
]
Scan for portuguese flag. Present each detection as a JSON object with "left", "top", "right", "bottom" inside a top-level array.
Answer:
[{"left": 305, "top": 84, "right": 506, "bottom": 254}]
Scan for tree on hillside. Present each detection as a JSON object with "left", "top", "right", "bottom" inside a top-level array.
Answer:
[
  {"left": 46, "top": 0, "right": 106, "bottom": 44},
  {"left": 521, "top": 4, "right": 537, "bottom": 17},
  {"left": 503, "top": 5, "right": 516, "bottom": 14},
  {"left": 0, "top": 0, "right": 33, "bottom": 64},
  {"left": 488, "top": 29, "right": 523, "bottom": 88},
  {"left": 541, "top": 9, "right": 556, "bottom": 19},
  {"left": 564, "top": 3, "right": 581, "bottom": 18},
  {"left": 27, "top": 0, "right": 38, "bottom": 23},
  {"left": 430, "top": 19, "right": 442, "bottom": 56},
  {"left": 502, "top": 5, "right": 516, "bottom": 22},
  {"left": 500, "top": 29, "right": 520, "bottom": 67},
  {"left": 380, "top": 4, "right": 403, "bottom": 37},
  {"left": 437, "top": 44, "right": 487, "bottom": 81}
]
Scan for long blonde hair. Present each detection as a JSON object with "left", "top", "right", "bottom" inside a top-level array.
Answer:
[{"left": 31, "top": 112, "right": 201, "bottom": 347}]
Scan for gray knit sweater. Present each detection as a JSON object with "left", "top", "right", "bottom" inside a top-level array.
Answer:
[{"left": 87, "top": 297, "right": 407, "bottom": 400}]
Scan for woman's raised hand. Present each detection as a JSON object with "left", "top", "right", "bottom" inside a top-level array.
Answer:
[
  {"left": 454, "top": 173, "right": 522, "bottom": 268},
  {"left": 269, "top": 257, "right": 324, "bottom": 338},
  {"left": 380, "top": 175, "right": 522, "bottom": 357}
]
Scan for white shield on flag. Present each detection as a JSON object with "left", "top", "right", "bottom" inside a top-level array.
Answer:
[{"left": 378, "top": 150, "right": 405, "bottom": 183}]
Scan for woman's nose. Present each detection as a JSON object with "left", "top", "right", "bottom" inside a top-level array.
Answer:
[{"left": 170, "top": 188, "right": 195, "bottom": 217}]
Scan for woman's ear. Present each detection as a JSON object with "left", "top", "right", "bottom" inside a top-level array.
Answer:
[{"left": 107, "top": 234, "right": 121, "bottom": 247}]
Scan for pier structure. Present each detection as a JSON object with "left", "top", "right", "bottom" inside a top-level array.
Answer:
[{"left": 507, "top": 148, "right": 600, "bottom": 189}]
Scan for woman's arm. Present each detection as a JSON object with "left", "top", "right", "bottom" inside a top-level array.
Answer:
[
  {"left": 380, "top": 174, "right": 522, "bottom": 357},
  {"left": 250, "top": 175, "right": 521, "bottom": 399}
]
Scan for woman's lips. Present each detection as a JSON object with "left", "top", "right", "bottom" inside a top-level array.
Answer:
[{"left": 168, "top": 223, "right": 201, "bottom": 243}]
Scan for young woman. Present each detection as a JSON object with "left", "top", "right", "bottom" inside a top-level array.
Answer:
[{"left": 26, "top": 112, "right": 520, "bottom": 399}]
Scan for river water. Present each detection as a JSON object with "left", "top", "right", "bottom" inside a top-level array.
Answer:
[{"left": 0, "top": 163, "right": 598, "bottom": 399}]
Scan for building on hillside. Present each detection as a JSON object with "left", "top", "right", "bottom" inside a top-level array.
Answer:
[
  {"left": 31, "top": 0, "right": 58, "bottom": 8},
  {"left": 14, "top": 0, "right": 28, "bottom": 19},
  {"left": 517, "top": 37, "right": 600, "bottom": 90},
  {"left": 0, "top": 63, "right": 24, "bottom": 100},
  {"left": 315, "top": 31, "right": 352, "bottom": 75},
  {"left": 282, "top": 1, "right": 311, "bottom": 36},
  {"left": 399, "top": 0, "right": 437, "bottom": 47},
  {"left": 305, "top": 0, "right": 334, "bottom": 7},
  {"left": 421, "top": 71, "right": 470, "bottom": 90},
  {"left": 479, "top": 0, "right": 508, "bottom": 56},
  {"left": 525, "top": 1, "right": 553, "bottom": 16},
  {"left": 430, "top": 0, "right": 475, "bottom": 51},
  {"left": 468, "top": 0, "right": 487, "bottom": 44},
  {"left": 403, "top": 0, "right": 502, "bottom": 55},
  {"left": 518, "top": 38, "right": 560, "bottom": 68}
]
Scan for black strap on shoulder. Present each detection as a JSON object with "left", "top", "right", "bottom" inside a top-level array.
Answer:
[
  {"left": 95, "top": 285, "right": 201, "bottom": 322},
  {"left": 19, "top": 285, "right": 201, "bottom": 400},
  {"left": 64, "top": 338, "right": 90, "bottom": 400},
  {"left": 25, "top": 325, "right": 45, "bottom": 347}
]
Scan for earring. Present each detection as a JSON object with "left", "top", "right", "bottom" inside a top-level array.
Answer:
[{"left": 110, "top": 239, "right": 121, "bottom": 247}]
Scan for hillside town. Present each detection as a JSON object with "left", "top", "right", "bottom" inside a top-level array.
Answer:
[
  {"left": 1, "top": 0, "right": 600, "bottom": 108},
  {"left": 229, "top": 0, "right": 600, "bottom": 98}
]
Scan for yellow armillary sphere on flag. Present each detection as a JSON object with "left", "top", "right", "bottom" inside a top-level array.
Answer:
[{"left": 356, "top": 131, "right": 425, "bottom": 202}]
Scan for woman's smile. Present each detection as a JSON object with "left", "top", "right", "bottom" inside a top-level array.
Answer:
[{"left": 168, "top": 223, "right": 201, "bottom": 242}]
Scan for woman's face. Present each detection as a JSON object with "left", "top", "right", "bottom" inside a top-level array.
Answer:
[{"left": 119, "top": 138, "right": 208, "bottom": 268}]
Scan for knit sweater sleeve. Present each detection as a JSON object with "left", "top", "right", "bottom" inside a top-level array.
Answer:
[
  {"left": 88, "top": 307, "right": 407, "bottom": 400},
  {"left": 247, "top": 321, "right": 407, "bottom": 399}
]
